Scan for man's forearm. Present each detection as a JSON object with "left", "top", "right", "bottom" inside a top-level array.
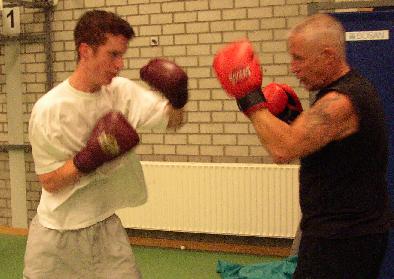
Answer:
[{"left": 38, "top": 160, "right": 82, "bottom": 193}]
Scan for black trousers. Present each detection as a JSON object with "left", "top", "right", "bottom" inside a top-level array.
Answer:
[{"left": 293, "top": 232, "right": 388, "bottom": 279}]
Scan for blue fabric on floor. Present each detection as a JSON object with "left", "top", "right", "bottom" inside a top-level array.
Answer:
[{"left": 216, "top": 255, "right": 297, "bottom": 279}]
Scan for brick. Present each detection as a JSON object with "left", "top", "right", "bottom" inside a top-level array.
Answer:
[
  {"left": 262, "top": 41, "right": 287, "bottom": 52},
  {"left": 198, "top": 10, "right": 221, "bottom": 22},
  {"left": 238, "top": 135, "right": 260, "bottom": 145},
  {"left": 163, "top": 46, "right": 186, "bottom": 56},
  {"left": 175, "top": 34, "right": 198, "bottom": 45},
  {"left": 157, "top": 35, "right": 174, "bottom": 46},
  {"left": 263, "top": 64, "right": 289, "bottom": 76},
  {"left": 213, "top": 135, "right": 236, "bottom": 145},
  {"left": 200, "top": 145, "right": 223, "bottom": 156},
  {"left": 153, "top": 145, "right": 176, "bottom": 155},
  {"left": 250, "top": 146, "right": 269, "bottom": 156},
  {"left": 53, "top": 30, "right": 74, "bottom": 41},
  {"left": 165, "top": 155, "right": 188, "bottom": 162},
  {"left": 189, "top": 89, "right": 210, "bottom": 100},
  {"left": 274, "top": 29, "right": 291, "bottom": 40},
  {"left": 235, "top": 0, "right": 259, "bottom": 8},
  {"left": 235, "top": 19, "right": 259, "bottom": 31},
  {"left": 287, "top": 16, "right": 307, "bottom": 29},
  {"left": 116, "top": 5, "right": 138, "bottom": 16},
  {"left": 107, "top": 0, "right": 127, "bottom": 5},
  {"left": 199, "top": 100, "right": 222, "bottom": 111},
  {"left": 176, "top": 123, "right": 200, "bottom": 133},
  {"left": 224, "top": 146, "right": 249, "bottom": 156},
  {"left": 247, "top": 30, "right": 273, "bottom": 41},
  {"left": 185, "top": 0, "right": 208, "bottom": 11},
  {"left": 248, "top": 7, "right": 273, "bottom": 18},
  {"left": 210, "top": 1, "right": 233, "bottom": 9},
  {"left": 85, "top": 0, "right": 104, "bottom": 7},
  {"left": 163, "top": 24, "right": 185, "bottom": 34},
  {"left": 199, "top": 78, "right": 221, "bottom": 89},
  {"left": 260, "top": 18, "right": 286, "bottom": 29},
  {"left": 223, "top": 32, "right": 248, "bottom": 42},
  {"left": 211, "top": 112, "right": 236, "bottom": 123},
  {"left": 135, "top": 145, "right": 153, "bottom": 155},
  {"left": 139, "top": 3, "right": 161, "bottom": 14},
  {"left": 186, "top": 22, "right": 209, "bottom": 33},
  {"left": 274, "top": 5, "right": 299, "bottom": 17},
  {"left": 188, "top": 135, "right": 211, "bottom": 145},
  {"left": 187, "top": 45, "right": 210, "bottom": 55},
  {"left": 210, "top": 21, "right": 235, "bottom": 32},
  {"left": 224, "top": 123, "right": 249, "bottom": 134},
  {"left": 25, "top": 63, "right": 45, "bottom": 73},
  {"left": 53, "top": 10, "right": 73, "bottom": 21},
  {"left": 223, "top": 8, "right": 247, "bottom": 20},
  {"left": 141, "top": 134, "right": 163, "bottom": 144},
  {"left": 175, "top": 12, "right": 197, "bottom": 23},
  {"left": 186, "top": 67, "right": 211, "bottom": 78},
  {"left": 139, "top": 25, "right": 162, "bottom": 36},
  {"left": 150, "top": 14, "right": 173, "bottom": 25},
  {"left": 165, "top": 135, "right": 187, "bottom": 145},
  {"left": 127, "top": 15, "right": 149, "bottom": 26},
  {"left": 176, "top": 145, "right": 199, "bottom": 155},
  {"left": 188, "top": 112, "right": 210, "bottom": 122},
  {"left": 274, "top": 53, "right": 291, "bottom": 64},
  {"left": 162, "top": 2, "right": 185, "bottom": 12},
  {"left": 200, "top": 124, "right": 223, "bottom": 134}
]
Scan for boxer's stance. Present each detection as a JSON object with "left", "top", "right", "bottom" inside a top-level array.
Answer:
[
  {"left": 213, "top": 14, "right": 390, "bottom": 279},
  {"left": 24, "top": 10, "right": 188, "bottom": 279}
]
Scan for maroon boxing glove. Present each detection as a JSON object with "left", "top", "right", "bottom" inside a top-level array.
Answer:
[
  {"left": 140, "top": 58, "right": 188, "bottom": 109},
  {"left": 73, "top": 111, "right": 140, "bottom": 173}
]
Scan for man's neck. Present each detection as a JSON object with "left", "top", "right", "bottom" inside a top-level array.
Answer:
[
  {"left": 333, "top": 63, "right": 351, "bottom": 82},
  {"left": 69, "top": 67, "right": 100, "bottom": 93}
]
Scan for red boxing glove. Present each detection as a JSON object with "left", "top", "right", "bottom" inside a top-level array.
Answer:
[
  {"left": 140, "top": 58, "right": 188, "bottom": 109},
  {"left": 263, "top": 83, "right": 303, "bottom": 124},
  {"left": 213, "top": 39, "right": 267, "bottom": 116},
  {"left": 73, "top": 111, "right": 140, "bottom": 173}
]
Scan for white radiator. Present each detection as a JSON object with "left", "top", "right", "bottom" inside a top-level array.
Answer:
[{"left": 117, "top": 161, "right": 301, "bottom": 238}]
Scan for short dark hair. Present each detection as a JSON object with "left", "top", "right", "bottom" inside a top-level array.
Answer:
[{"left": 74, "top": 10, "right": 135, "bottom": 61}]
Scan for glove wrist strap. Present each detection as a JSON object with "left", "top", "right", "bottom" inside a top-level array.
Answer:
[{"left": 236, "top": 89, "right": 267, "bottom": 113}]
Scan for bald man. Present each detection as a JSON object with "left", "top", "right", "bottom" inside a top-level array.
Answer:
[
  {"left": 285, "top": 14, "right": 390, "bottom": 278},
  {"left": 220, "top": 14, "right": 390, "bottom": 278}
]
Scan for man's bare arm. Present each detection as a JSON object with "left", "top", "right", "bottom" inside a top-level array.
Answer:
[
  {"left": 38, "top": 160, "right": 82, "bottom": 193},
  {"left": 250, "top": 91, "right": 359, "bottom": 163}
]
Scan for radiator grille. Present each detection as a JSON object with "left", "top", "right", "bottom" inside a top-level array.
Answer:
[{"left": 117, "top": 162, "right": 301, "bottom": 238}]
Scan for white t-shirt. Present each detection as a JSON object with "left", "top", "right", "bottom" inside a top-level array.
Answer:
[{"left": 29, "top": 77, "right": 169, "bottom": 230}]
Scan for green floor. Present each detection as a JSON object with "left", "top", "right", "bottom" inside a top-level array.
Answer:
[{"left": 0, "top": 234, "right": 281, "bottom": 279}]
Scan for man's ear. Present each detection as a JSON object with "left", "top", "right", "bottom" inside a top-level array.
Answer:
[
  {"left": 322, "top": 47, "right": 337, "bottom": 61},
  {"left": 79, "top": 43, "right": 93, "bottom": 61}
]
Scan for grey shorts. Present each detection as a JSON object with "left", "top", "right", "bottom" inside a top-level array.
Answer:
[{"left": 23, "top": 214, "right": 142, "bottom": 279}]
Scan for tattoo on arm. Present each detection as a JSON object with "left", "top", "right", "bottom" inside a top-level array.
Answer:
[{"left": 304, "top": 94, "right": 342, "bottom": 133}]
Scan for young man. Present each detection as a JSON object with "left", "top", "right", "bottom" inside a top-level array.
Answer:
[
  {"left": 213, "top": 14, "right": 390, "bottom": 278},
  {"left": 24, "top": 10, "right": 188, "bottom": 279}
]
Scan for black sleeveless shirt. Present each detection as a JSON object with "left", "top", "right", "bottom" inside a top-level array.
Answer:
[{"left": 299, "top": 69, "right": 391, "bottom": 238}]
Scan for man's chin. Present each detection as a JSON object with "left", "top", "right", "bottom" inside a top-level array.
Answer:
[
  {"left": 103, "top": 77, "right": 114, "bottom": 85},
  {"left": 302, "top": 82, "right": 318, "bottom": 91}
]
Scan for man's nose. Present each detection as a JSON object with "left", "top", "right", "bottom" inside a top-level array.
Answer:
[
  {"left": 290, "top": 61, "right": 298, "bottom": 74},
  {"left": 115, "top": 57, "right": 124, "bottom": 70}
]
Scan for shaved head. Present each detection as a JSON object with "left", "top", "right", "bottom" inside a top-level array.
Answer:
[{"left": 289, "top": 14, "right": 347, "bottom": 60}]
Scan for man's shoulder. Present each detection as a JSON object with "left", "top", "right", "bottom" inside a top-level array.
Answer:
[
  {"left": 110, "top": 76, "right": 135, "bottom": 87},
  {"left": 36, "top": 80, "right": 68, "bottom": 103},
  {"left": 108, "top": 76, "right": 150, "bottom": 97},
  {"left": 31, "top": 80, "right": 71, "bottom": 116}
]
